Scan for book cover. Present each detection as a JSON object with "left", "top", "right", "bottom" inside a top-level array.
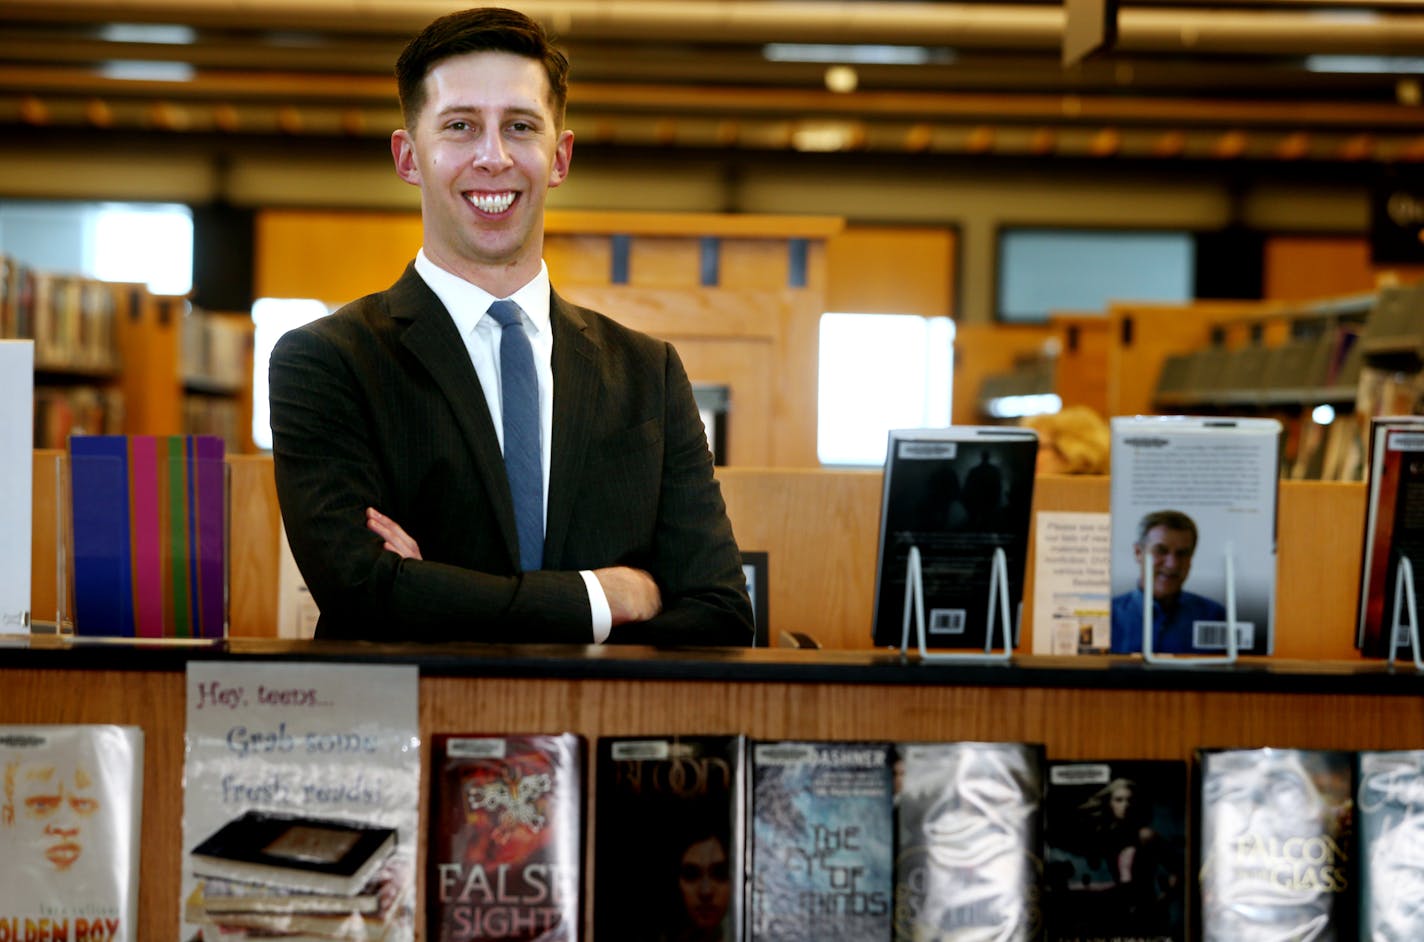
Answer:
[
  {"left": 749, "top": 740, "right": 894, "bottom": 941},
  {"left": 1357, "top": 420, "right": 1424, "bottom": 657},
  {"left": 1108, "top": 416, "right": 1281, "bottom": 656},
  {"left": 594, "top": 734, "right": 747, "bottom": 942},
  {"left": 182, "top": 662, "right": 420, "bottom": 942},
  {"left": 0, "top": 340, "right": 32, "bottom": 633},
  {"left": 0, "top": 724, "right": 144, "bottom": 942},
  {"left": 871, "top": 427, "right": 1038, "bottom": 648},
  {"left": 1357, "top": 750, "right": 1424, "bottom": 940},
  {"left": 894, "top": 741, "right": 1045, "bottom": 942},
  {"left": 1196, "top": 748, "right": 1354, "bottom": 941},
  {"left": 428, "top": 733, "right": 585, "bottom": 942},
  {"left": 1043, "top": 759, "right": 1186, "bottom": 942}
]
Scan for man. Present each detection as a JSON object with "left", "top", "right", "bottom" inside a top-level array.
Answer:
[
  {"left": 268, "top": 7, "right": 754, "bottom": 645},
  {"left": 1110, "top": 510, "right": 1226, "bottom": 654}
]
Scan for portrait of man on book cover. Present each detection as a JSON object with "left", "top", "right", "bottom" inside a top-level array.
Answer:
[{"left": 1110, "top": 509, "right": 1228, "bottom": 654}]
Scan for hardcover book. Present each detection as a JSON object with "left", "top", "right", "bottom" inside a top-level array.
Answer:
[
  {"left": 749, "top": 740, "right": 894, "bottom": 941},
  {"left": 428, "top": 733, "right": 585, "bottom": 942},
  {"left": 871, "top": 427, "right": 1038, "bottom": 649},
  {"left": 594, "top": 734, "right": 747, "bottom": 942},
  {"left": 1196, "top": 748, "right": 1354, "bottom": 941},
  {"left": 1357, "top": 750, "right": 1424, "bottom": 940},
  {"left": 189, "top": 810, "right": 398, "bottom": 896},
  {"left": 0, "top": 340, "right": 32, "bottom": 633},
  {"left": 0, "top": 724, "right": 144, "bottom": 942},
  {"left": 894, "top": 741, "right": 1045, "bottom": 942},
  {"left": 1108, "top": 416, "right": 1281, "bottom": 656},
  {"left": 1043, "top": 759, "right": 1187, "bottom": 942},
  {"left": 1356, "top": 418, "right": 1424, "bottom": 657}
]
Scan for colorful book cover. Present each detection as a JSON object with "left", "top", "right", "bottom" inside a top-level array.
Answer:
[
  {"left": 68, "top": 434, "right": 226, "bottom": 638},
  {"left": 750, "top": 741, "right": 893, "bottom": 941},
  {"left": 1196, "top": 748, "right": 1355, "bottom": 941},
  {"left": 895, "top": 741, "right": 1045, "bottom": 941},
  {"left": 0, "top": 725, "right": 144, "bottom": 942},
  {"left": 1357, "top": 750, "right": 1424, "bottom": 941},
  {"left": 1043, "top": 759, "right": 1186, "bottom": 942},
  {"left": 428, "top": 733, "right": 585, "bottom": 942},
  {"left": 871, "top": 427, "right": 1038, "bottom": 649},
  {"left": 181, "top": 662, "right": 420, "bottom": 942},
  {"left": 0, "top": 340, "right": 32, "bottom": 633},
  {"left": 1357, "top": 423, "right": 1424, "bottom": 658},
  {"left": 594, "top": 734, "right": 747, "bottom": 942}
]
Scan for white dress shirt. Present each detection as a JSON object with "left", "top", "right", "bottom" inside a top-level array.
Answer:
[{"left": 413, "top": 250, "right": 612, "bottom": 641}]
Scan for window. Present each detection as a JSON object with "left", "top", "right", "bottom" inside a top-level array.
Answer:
[
  {"left": 817, "top": 312, "right": 954, "bottom": 466},
  {"left": 996, "top": 228, "right": 1194, "bottom": 323},
  {"left": 0, "top": 200, "right": 192, "bottom": 295},
  {"left": 250, "top": 298, "right": 332, "bottom": 451}
]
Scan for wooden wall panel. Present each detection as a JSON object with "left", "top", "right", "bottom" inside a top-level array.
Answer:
[
  {"left": 825, "top": 225, "right": 955, "bottom": 317},
  {"left": 255, "top": 210, "right": 423, "bottom": 302},
  {"left": 1263, "top": 234, "right": 1424, "bottom": 303}
]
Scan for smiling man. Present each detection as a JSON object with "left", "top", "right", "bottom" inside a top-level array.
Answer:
[
  {"left": 1109, "top": 509, "right": 1227, "bottom": 654},
  {"left": 268, "top": 8, "right": 754, "bottom": 645}
]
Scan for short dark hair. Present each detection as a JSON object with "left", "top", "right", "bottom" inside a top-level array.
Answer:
[
  {"left": 395, "top": 7, "right": 570, "bottom": 128},
  {"left": 1135, "top": 509, "right": 1198, "bottom": 550}
]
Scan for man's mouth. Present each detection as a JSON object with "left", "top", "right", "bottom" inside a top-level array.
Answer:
[{"left": 466, "top": 191, "right": 516, "bottom": 214}]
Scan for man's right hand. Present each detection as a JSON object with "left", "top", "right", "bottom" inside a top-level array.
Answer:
[{"left": 593, "top": 566, "right": 663, "bottom": 625}]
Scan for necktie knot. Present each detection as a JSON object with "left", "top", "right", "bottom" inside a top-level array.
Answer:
[{"left": 487, "top": 298, "right": 524, "bottom": 330}]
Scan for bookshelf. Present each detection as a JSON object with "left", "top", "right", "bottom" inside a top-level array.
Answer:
[{"left": 181, "top": 306, "right": 255, "bottom": 453}]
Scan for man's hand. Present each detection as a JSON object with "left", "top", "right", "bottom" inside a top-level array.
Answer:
[
  {"left": 367, "top": 507, "right": 422, "bottom": 560},
  {"left": 594, "top": 566, "right": 663, "bottom": 625}
]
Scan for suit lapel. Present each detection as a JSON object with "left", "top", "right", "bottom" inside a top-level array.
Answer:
[
  {"left": 391, "top": 266, "right": 521, "bottom": 567},
  {"left": 545, "top": 290, "right": 598, "bottom": 566}
]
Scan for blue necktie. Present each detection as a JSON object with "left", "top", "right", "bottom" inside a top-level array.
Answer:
[{"left": 487, "top": 299, "right": 543, "bottom": 571}]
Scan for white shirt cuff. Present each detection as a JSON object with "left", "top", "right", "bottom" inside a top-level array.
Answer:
[{"left": 580, "top": 570, "right": 612, "bottom": 643}]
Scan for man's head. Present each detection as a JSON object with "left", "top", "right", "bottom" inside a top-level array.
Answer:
[
  {"left": 396, "top": 8, "right": 569, "bottom": 130},
  {"left": 1132, "top": 509, "right": 1199, "bottom": 600}
]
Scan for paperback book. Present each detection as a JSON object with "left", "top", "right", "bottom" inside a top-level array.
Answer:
[
  {"left": 894, "top": 741, "right": 1045, "bottom": 941},
  {"left": 1043, "top": 759, "right": 1186, "bottom": 942},
  {"left": 1196, "top": 748, "right": 1354, "bottom": 941},
  {"left": 0, "top": 724, "right": 144, "bottom": 942},
  {"left": 871, "top": 427, "right": 1038, "bottom": 649},
  {"left": 594, "top": 734, "right": 747, "bottom": 942},
  {"left": 1356, "top": 417, "right": 1424, "bottom": 658},
  {"left": 181, "top": 662, "right": 420, "bottom": 942},
  {"left": 1108, "top": 416, "right": 1281, "bottom": 656},
  {"left": 428, "top": 733, "right": 585, "bottom": 942},
  {"left": 0, "top": 340, "right": 32, "bottom": 634},
  {"left": 1357, "top": 750, "right": 1424, "bottom": 940},
  {"left": 749, "top": 740, "right": 894, "bottom": 941}
]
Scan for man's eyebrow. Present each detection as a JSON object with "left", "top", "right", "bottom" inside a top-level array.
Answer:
[{"left": 434, "top": 104, "right": 545, "bottom": 121}]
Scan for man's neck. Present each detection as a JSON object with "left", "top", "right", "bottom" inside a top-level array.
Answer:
[{"left": 423, "top": 249, "right": 542, "bottom": 299}]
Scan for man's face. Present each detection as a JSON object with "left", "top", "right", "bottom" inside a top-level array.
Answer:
[
  {"left": 13, "top": 761, "right": 100, "bottom": 871},
  {"left": 678, "top": 836, "right": 731, "bottom": 930},
  {"left": 1133, "top": 524, "right": 1195, "bottom": 599},
  {"left": 391, "top": 50, "right": 573, "bottom": 294}
]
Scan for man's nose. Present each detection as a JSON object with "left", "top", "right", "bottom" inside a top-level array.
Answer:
[{"left": 472, "top": 129, "right": 511, "bottom": 168}]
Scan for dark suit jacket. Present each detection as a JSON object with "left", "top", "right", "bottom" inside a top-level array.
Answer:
[{"left": 268, "top": 264, "right": 754, "bottom": 645}]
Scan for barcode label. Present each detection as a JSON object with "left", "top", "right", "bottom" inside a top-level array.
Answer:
[
  {"left": 1192, "top": 621, "right": 1255, "bottom": 649},
  {"left": 929, "top": 609, "right": 966, "bottom": 635}
]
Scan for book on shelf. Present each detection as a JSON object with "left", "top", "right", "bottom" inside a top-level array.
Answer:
[
  {"left": 749, "top": 740, "right": 894, "bottom": 941},
  {"left": 1357, "top": 749, "right": 1424, "bottom": 941},
  {"left": 68, "top": 434, "right": 226, "bottom": 638},
  {"left": 1195, "top": 747, "right": 1355, "bottom": 941},
  {"left": 894, "top": 741, "right": 1045, "bottom": 942},
  {"left": 1043, "top": 759, "right": 1187, "bottom": 942},
  {"left": 594, "top": 734, "right": 748, "bottom": 942},
  {"left": 1357, "top": 417, "right": 1424, "bottom": 657},
  {"left": 1108, "top": 416, "right": 1281, "bottom": 656},
  {"left": 0, "top": 340, "right": 33, "bottom": 633},
  {"left": 871, "top": 426, "right": 1038, "bottom": 649},
  {"left": 428, "top": 733, "right": 585, "bottom": 942},
  {"left": 182, "top": 661, "right": 421, "bottom": 942},
  {"left": 0, "top": 724, "right": 144, "bottom": 942}
]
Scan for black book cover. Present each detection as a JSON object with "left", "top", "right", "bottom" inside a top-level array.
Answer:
[
  {"left": 749, "top": 741, "right": 894, "bottom": 941},
  {"left": 1357, "top": 750, "right": 1424, "bottom": 940},
  {"left": 594, "top": 735, "right": 747, "bottom": 942},
  {"left": 1195, "top": 748, "right": 1355, "bottom": 941},
  {"left": 894, "top": 741, "right": 1046, "bottom": 941},
  {"left": 1043, "top": 759, "right": 1187, "bottom": 942},
  {"left": 189, "top": 809, "right": 397, "bottom": 897},
  {"left": 427, "top": 733, "right": 585, "bottom": 942}
]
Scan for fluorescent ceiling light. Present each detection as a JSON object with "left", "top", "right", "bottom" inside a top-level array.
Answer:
[
  {"left": 100, "top": 23, "right": 196, "bottom": 44},
  {"left": 100, "top": 60, "right": 196, "bottom": 81},
  {"left": 763, "top": 43, "right": 952, "bottom": 66},
  {"left": 1306, "top": 55, "right": 1424, "bottom": 74}
]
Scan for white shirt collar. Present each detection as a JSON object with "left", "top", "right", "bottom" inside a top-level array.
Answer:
[{"left": 413, "top": 249, "right": 551, "bottom": 336}]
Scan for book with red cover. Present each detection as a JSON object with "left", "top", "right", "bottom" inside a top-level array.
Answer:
[
  {"left": 1357, "top": 420, "right": 1424, "bottom": 657},
  {"left": 427, "top": 734, "right": 585, "bottom": 942}
]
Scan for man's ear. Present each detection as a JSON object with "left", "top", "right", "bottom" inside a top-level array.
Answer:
[
  {"left": 392, "top": 129, "right": 420, "bottom": 186},
  {"left": 547, "top": 129, "right": 574, "bottom": 188}
]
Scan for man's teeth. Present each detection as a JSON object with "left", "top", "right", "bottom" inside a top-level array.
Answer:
[{"left": 468, "top": 192, "right": 515, "bottom": 213}]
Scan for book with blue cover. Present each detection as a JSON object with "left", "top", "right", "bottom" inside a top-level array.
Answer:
[
  {"left": 895, "top": 741, "right": 1046, "bottom": 941},
  {"left": 749, "top": 740, "right": 894, "bottom": 942}
]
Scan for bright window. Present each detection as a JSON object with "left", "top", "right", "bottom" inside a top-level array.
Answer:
[
  {"left": 250, "top": 298, "right": 331, "bottom": 451},
  {"left": 997, "top": 228, "right": 1193, "bottom": 323},
  {"left": 0, "top": 200, "right": 192, "bottom": 295}
]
